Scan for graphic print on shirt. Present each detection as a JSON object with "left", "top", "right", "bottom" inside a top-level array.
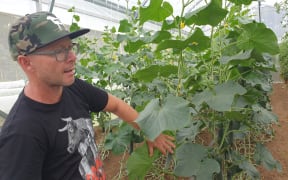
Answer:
[{"left": 59, "top": 117, "right": 106, "bottom": 180}]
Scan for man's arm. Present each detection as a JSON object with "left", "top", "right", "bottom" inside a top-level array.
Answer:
[{"left": 103, "top": 93, "right": 175, "bottom": 156}]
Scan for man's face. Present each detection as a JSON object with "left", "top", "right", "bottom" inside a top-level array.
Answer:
[{"left": 26, "top": 37, "right": 77, "bottom": 87}]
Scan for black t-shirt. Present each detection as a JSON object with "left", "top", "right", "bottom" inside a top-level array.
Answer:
[{"left": 0, "top": 78, "right": 108, "bottom": 180}]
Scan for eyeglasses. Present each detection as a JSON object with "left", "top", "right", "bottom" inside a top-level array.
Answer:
[{"left": 28, "top": 43, "right": 79, "bottom": 62}]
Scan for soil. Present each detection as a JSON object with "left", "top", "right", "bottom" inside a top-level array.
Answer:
[
  {"left": 258, "top": 83, "right": 288, "bottom": 180},
  {"left": 96, "top": 83, "right": 288, "bottom": 180}
]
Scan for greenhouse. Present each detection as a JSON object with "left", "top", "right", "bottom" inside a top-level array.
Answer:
[{"left": 0, "top": 0, "right": 288, "bottom": 179}]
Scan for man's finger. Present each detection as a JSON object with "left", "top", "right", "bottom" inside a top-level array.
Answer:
[
  {"left": 164, "top": 134, "right": 175, "bottom": 141},
  {"left": 162, "top": 142, "right": 174, "bottom": 154},
  {"left": 148, "top": 143, "right": 154, "bottom": 157},
  {"left": 158, "top": 146, "right": 167, "bottom": 156},
  {"left": 166, "top": 140, "right": 176, "bottom": 149}
]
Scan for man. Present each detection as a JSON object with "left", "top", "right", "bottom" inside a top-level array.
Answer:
[{"left": 0, "top": 11, "right": 175, "bottom": 180}]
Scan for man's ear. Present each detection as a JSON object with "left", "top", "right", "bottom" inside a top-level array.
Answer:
[{"left": 17, "top": 55, "right": 33, "bottom": 71}]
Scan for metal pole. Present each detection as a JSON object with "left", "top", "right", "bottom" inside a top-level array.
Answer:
[
  {"left": 49, "top": 0, "right": 56, "bottom": 13},
  {"left": 35, "top": 0, "right": 42, "bottom": 11},
  {"left": 258, "top": 0, "right": 262, "bottom": 22}
]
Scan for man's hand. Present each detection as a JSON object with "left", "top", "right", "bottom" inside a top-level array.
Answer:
[{"left": 146, "top": 134, "right": 175, "bottom": 157}]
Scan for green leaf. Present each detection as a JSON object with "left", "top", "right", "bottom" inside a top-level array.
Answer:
[
  {"left": 231, "top": 151, "right": 260, "bottom": 179},
  {"left": 104, "top": 118, "right": 121, "bottom": 129},
  {"left": 104, "top": 123, "right": 133, "bottom": 154},
  {"left": 233, "top": 95, "right": 250, "bottom": 109},
  {"left": 116, "top": 34, "right": 129, "bottom": 42},
  {"left": 243, "top": 71, "right": 272, "bottom": 91},
  {"left": 103, "top": 63, "right": 127, "bottom": 75},
  {"left": 239, "top": 161, "right": 260, "bottom": 179},
  {"left": 174, "top": 143, "right": 220, "bottom": 178},
  {"left": 176, "top": 121, "right": 202, "bottom": 143},
  {"left": 133, "top": 65, "right": 178, "bottom": 82},
  {"left": 104, "top": 133, "right": 129, "bottom": 154},
  {"left": 237, "top": 22, "right": 280, "bottom": 55},
  {"left": 186, "top": 28, "right": 211, "bottom": 52},
  {"left": 70, "top": 22, "right": 81, "bottom": 32},
  {"left": 68, "top": 7, "right": 75, "bottom": 12},
  {"left": 150, "top": 31, "right": 172, "bottom": 43},
  {"left": 192, "top": 81, "right": 247, "bottom": 111},
  {"left": 136, "top": 95, "right": 190, "bottom": 140},
  {"left": 73, "top": 14, "right": 80, "bottom": 22},
  {"left": 184, "top": 0, "right": 228, "bottom": 26},
  {"left": 156, "top": 39, "right": 186, "bottom": 52},
  {"left": 76, "top": 64, "right": 98, "bottom": 77},
  {"left": 127, "top": 144, "right": 161, "bottom": 180},
  {"left": 252, "top": 104, "right": 278, "bottom": 124},
  {"left": 124, "top": 39, "right": 145, "bottom": 53},
  {"left": 219, "top": 50, "right": 252, "bottom": 64},
  {"left": 161, "top": 16, "right": 180, "bottom": 30},
  {"left": 139, "top": 0, "right": 173, "bottom": 25},
  {"left": 228, "top": 0, "right": 253, "bottom": 5},
  {"left": 227, "top": 68, "right": 242, "bottom": 81},
  {"left": 119, "top": 53, "right": 137, "bottom": 62},
  {"left": 118, "top": 19, "right": 132, "bottom": 32},
  {"left": 254, "top": 143, "right": 282, "bottom": 172}
]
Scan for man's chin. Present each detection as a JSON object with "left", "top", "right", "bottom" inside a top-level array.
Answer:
[{"left": 63, "top": 77, "right": 75, "bottom": 87}]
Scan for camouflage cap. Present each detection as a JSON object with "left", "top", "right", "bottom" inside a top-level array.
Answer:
[{"left": 8, "top": 11, "right": 90, "bottom": 61}]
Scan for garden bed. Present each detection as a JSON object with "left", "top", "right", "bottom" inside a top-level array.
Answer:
[{"left": 95, "top": 83, "right": 288, "bottom": 179}]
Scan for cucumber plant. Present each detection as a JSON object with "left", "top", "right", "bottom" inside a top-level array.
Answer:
[{"left": 71, "top": 0, "right": 282, "bottom": 179}]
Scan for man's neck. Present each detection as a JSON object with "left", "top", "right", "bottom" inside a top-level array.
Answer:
[{"left": 24, "top": 82, "right": 63, "bottom": 104}]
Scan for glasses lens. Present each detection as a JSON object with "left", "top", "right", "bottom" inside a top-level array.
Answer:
[
  {"left": 73, "top": 43, "right": 83, "bottom": 60},
  {"left": 55, "top": 44, "right": 79, "bottom": 62},
  {"left": 55, "top": 49, "right": 67, "bottom": 62},
  {"left": 72, "top": 43, "right": 79, "bottom": 54}
]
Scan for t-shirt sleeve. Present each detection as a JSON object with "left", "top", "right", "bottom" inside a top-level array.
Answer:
[{"left": 71, "top": 78, "right": 109, "bottom": 112}]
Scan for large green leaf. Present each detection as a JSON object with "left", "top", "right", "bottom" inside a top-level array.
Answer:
[
  {"left": 176, "top": 121, "right": 202, "bottom": 143},
  {"left": 237, "top": 22, "right": 280, "bottom": 55},
  {"left": 124, "top": 39, "right": 145, "bottom": 53},
  {"left": 156, "top": 39, "right": 186, "bottom": 51},
  {"left": 139, "top": 0, "right": 173, "bottom": 25},
  {"left": 243, "top": 70, "right": 272, "bottom": 92},
  {"left": 174, "top": 143, "right": 220, "bottom": 178},
  {"left": 150, "top": 31, "right": 172, "bottom": 43},
  {"left": 127, "top": 144, "right": 161, "bottom": 180},
  {"left": 136, "top": 95, "right": 190, "bottom": 140},
  {"left": 192, "top": 81, "right": 247, "bottom": 111},
  {"left": 104, "top": 123, "right": 133, "bottom": 154},
  {"left": 184, "top": 0, "right": 228, "bottom": 26},
  {"left": 133, "top": 64, "right": 178, "bottom": 82},
  {"left": 156, "top": 28, "right": 210, "bottom": 52},
  {"left": 252, "top": 104, "right": 278, "bottom": 124},
  {"left": 186, "top": 28, "right": 211, "bottom": 52},
  {"left": 121, "top": 31, "right": 171, "bottom": 53},
  {"left": 219, "top": 50, "right": 252, "bottom": 64},
  {"left": 254, "top": 143, "right": 282, "bottom": 172}
]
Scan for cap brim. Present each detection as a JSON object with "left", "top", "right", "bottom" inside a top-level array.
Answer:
[
  {"left": 35, "top": 28, "right": 90, "bottom": 51},
  {"left": 68, "top": 28, "right": 90, "bottom": 39}
]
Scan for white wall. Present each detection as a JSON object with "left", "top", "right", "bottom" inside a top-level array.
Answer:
[{"left": 0, "top": 0, "right": 123, "bottom": 32}]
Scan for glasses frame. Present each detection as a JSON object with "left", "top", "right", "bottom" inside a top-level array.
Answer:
[{"left": 28, "top": 43, "right": 79, "bottom": 62}]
